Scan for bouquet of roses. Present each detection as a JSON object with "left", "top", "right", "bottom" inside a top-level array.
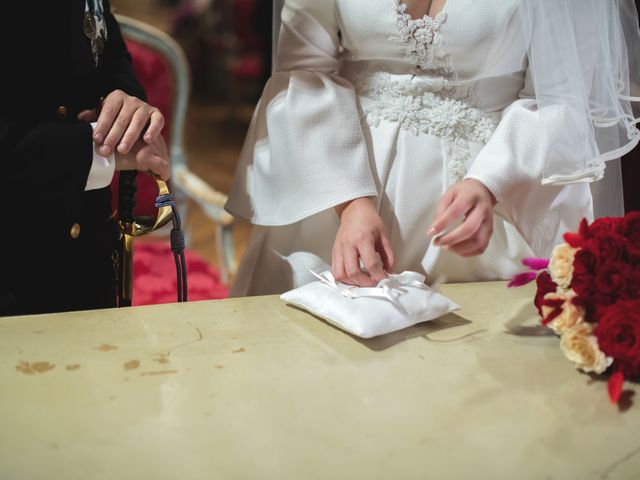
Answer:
[{"left": 509, "top": 212, "right": 640, "bottom": 404}]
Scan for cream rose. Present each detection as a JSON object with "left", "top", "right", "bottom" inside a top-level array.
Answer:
[
  {"left": 549, "top": 243, "right": 577, "bottom": 290},
  {"left": 560, "top": 324, "right": 613, "bottom": 374},
  {"left": 542, "top": 291, "right": 585, "bottom": 335}
]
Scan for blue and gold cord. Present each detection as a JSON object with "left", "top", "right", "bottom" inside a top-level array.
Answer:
[{"left": 155, "top": 193, "right": 188, "bottom": 302}]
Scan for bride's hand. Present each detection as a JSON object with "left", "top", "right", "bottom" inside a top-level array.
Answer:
[
  {"left": 332, "top": 197, "right": 395, "bottom": 287},
  {"left": 429, "top": 179, "right": 496, "bottom": 257}
]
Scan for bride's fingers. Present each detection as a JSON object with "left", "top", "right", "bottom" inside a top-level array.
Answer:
[
  {"left": 358, "top": 242, "right": 386, "bottom": 282},
  {"left": 344, "top": 247, "right": 376, "bottom": 287},
  {"left": 377, "top": 234, "right": 395, "bottom": 271},
  {"left": 429, "top": 189, "right": 456, "bottom": 236},
  {"left": 447, "top": 220, "right": 493, "bottom": 256},
  {"left": 435, "top": 206, "right": 484, "bottom": 247},
  {"left": 430, "top": 197, "right": 469, "bottom": 239},
  {"left": 332, "top": 247, "right": 346, "bottom": 282}
]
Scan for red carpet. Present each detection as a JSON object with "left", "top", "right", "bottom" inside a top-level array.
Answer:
[{"left": 133, "top": 241, "right": 228, "bottom": 306}]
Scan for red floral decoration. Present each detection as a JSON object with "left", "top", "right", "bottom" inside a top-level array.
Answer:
[
  {"left": 511, "top": 212, "right": 640, "bottom": 404},
  {"left": 133, "top": 241, "right": 228, "bottom": 306}
]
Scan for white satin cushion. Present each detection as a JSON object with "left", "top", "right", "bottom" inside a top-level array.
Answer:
[{"left": 280, "top": 271, "right": 460, "bottom": 338}]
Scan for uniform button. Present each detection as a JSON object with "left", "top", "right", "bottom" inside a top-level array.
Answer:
[
  {"left": 56, "top": 105, "right": 68, "bottom": 120},
  {"left": 70, "top": 223, "right": 81, "bottom": 239}
]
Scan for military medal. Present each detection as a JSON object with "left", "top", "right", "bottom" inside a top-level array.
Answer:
[
  {"left": 84, "top": 0, "right": 108, "bottom": 66},
  {"left": 83, "top": 12, "right": 96, "bottom": 39}
]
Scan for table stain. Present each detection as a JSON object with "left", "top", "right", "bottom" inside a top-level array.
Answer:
[
  {"left": 66, "top": 364, "right": 81, "bottom": 371},
  {"left": 141, "top": 370, "right": 178, "bottom": 376},
  {"left": 215, "top": 365, "right": 224, "bottom": 369},
  {"left": 153, "top": 353, "right": 170, "bottom": 365},
  {"left": 15, "top": 361, "right": 55, "bottom": 375},
  {"left": 232, "top": 347, "right": 246, "bottom": 354},
  {"left": 95, "top": 344, "right": 118, "bottom": 352},
  {"left": 124, "top": 360, "right": 140, "bottom": 370},
  {"left": 155, "top": 328, "right": 203, "bottom": 356},
  {"left": 32, "top": 331, "right": 44, "bottom": 334}
]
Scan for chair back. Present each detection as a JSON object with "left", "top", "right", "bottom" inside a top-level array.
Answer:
[{"left": 116, "top": 14, "right": 236, "bottom": 283}]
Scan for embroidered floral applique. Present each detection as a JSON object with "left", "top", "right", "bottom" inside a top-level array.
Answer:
[
  {"left": 348, "top": 2, "right": 496, "bottom": 184},
  {"left": 352, "top": 71, "right": 496, "bottom": 184},
  {"left": 390, "top": 0, "right": 451, "bottom": 74}
]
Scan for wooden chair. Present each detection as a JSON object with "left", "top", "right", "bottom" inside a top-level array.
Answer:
[{"left": 116, "top": 14, "right": 237, "bottom": 283}]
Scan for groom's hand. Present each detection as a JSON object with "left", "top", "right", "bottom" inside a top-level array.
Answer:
[
  {"left": 115, "top": 135, "right": 171, "bottom": 181},
  {"left": 80, "top": 90, "right": 165, "bottom": 157}
]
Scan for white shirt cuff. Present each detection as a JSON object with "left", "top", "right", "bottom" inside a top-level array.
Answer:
[{"left": 85, "top": 122, "right": 116, "bottom": 191}]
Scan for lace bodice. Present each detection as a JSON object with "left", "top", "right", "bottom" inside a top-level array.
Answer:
[
  {"left": 333, "top": 1, "right": 523, "bottom": 183},
  {"left": 390, "top": 1, "right": 451, "bottom": 74},
  {"left": 337, "top": 0, "right": 521, "bottom": 77},
  {"left": 336, "top": 0, "right": 525, "bottom": 114}
]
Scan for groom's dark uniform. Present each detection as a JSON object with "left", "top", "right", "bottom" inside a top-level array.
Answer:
[{"left": 0, "top": 1, "right": 145, "bottom": 315}]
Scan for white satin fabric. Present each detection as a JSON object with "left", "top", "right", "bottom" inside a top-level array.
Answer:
[
  {"left": 281, "top": 268, "right": 460, "bottom": 339},
  {"left": 226, "top": 0, "right": 594, "bottom": 296}
]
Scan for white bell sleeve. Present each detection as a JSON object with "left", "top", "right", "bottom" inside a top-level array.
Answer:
[
  {"left": 466, "top": 0, "right": 640, "bottom": 257},
  {"left": 225, "top": 0, "right": 377, "bottom": 226},
  {"left": 464, "top": 69, "right": 593, "bottom": 257}
]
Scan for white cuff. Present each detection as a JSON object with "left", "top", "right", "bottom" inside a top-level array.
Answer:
[{"left": 85, "top": 122, "right": 116, "bottom": 191}]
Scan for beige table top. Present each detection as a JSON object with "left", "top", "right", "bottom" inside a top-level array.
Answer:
[{"left": 0, "top": 282, "right": 638, "bottom": 480}]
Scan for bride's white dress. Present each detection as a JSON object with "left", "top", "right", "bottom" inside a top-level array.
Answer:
[{"left": 225, "top": 0, "right": 593, "bottom": 296}]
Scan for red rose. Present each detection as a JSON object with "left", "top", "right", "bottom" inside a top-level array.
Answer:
[
  {"left": 624, "top": 212, "right": 640, "bottom": 264},
  {"left": 571, "top": 247, "right": 600, "bottom": 296},
  {"left": 594, "top": 234, "right": 626, "bottom": 263},
  {"left": 623, "top": 211, "right": 640, "bottom": 241},
  {"left": 627, "top": 243, "right": 640, "bottom": 265},
  {"left": 534, "top": 271, "right": 557, "bottom": 315},
  {"left": 594, "top": 262, "right": 628, "bottom": 297},
  {"left": 626, "top": 269, "right": 640, "bottom": 300},
  {"left": 594, "top": 300, "right": 640, "bottom": 379},
  {"left": 593, "top": 262, "right": 629, "bottom": 309},
  {"left": 588, "top": 217, "right": 623, "bottom": 238}
]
